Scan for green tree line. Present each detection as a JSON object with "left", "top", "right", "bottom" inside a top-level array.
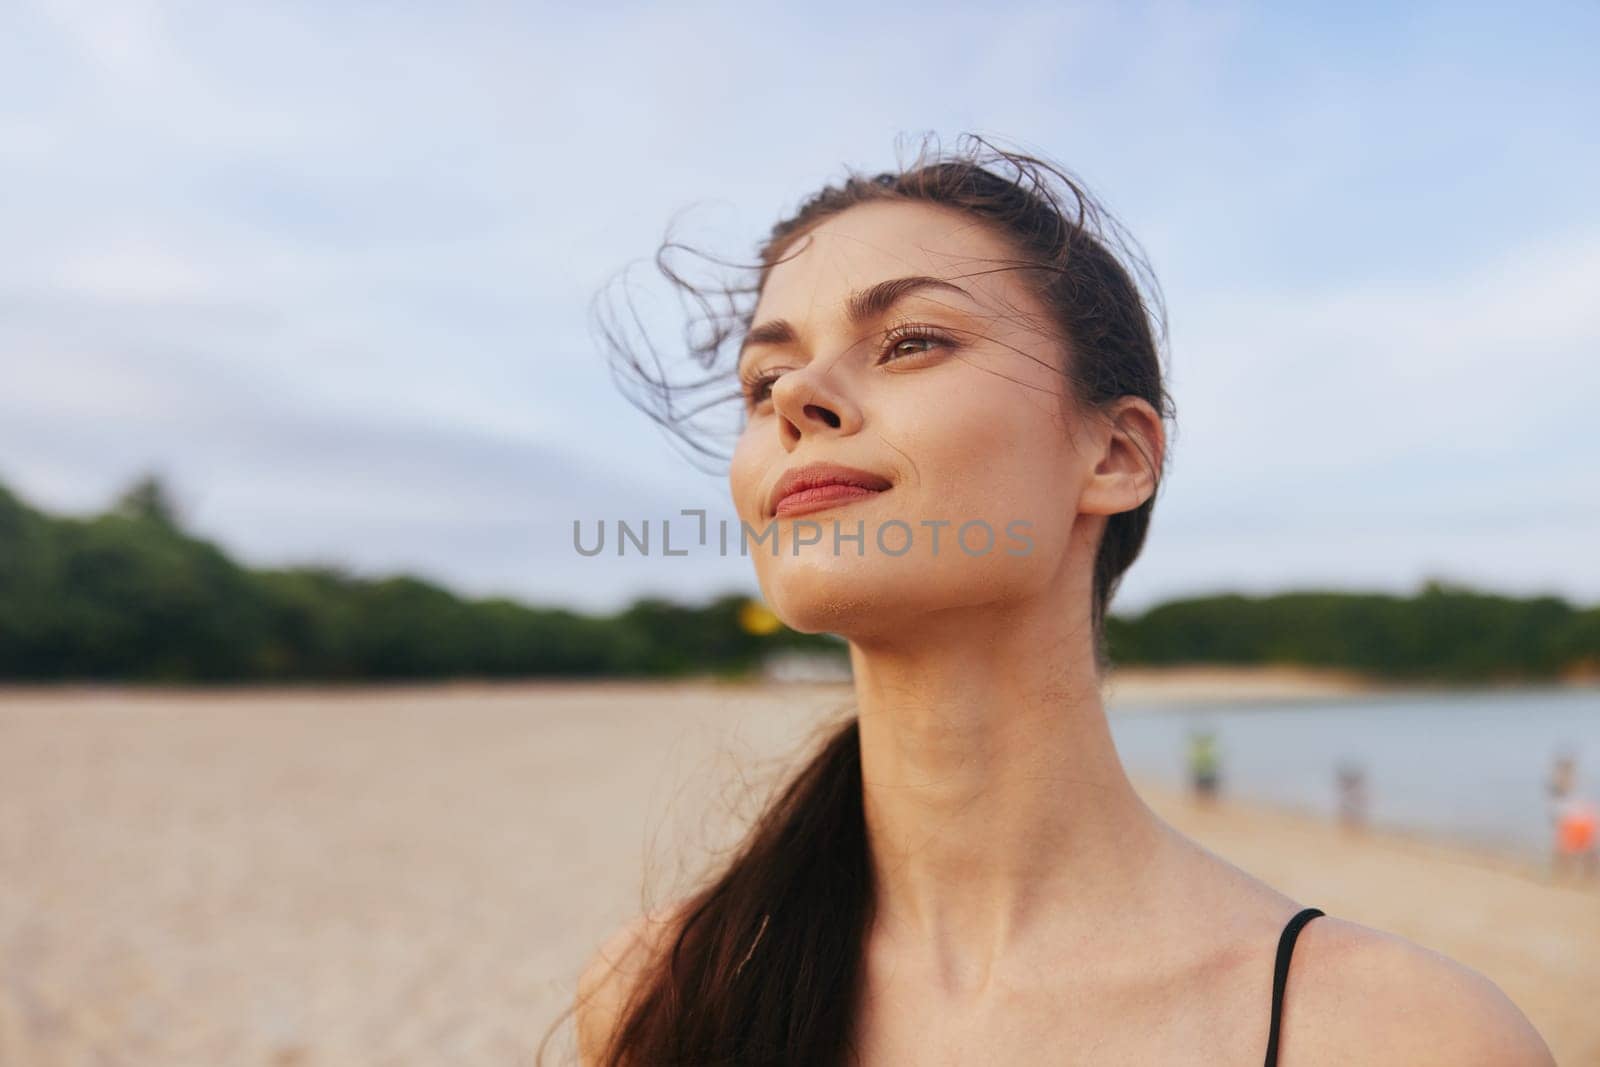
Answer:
[{"left": 0, "top": 475, "right": 1595, "bottom": 684}]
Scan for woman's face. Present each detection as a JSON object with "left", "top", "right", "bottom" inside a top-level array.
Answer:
[{"left": 727, "top": 200, "right": 1121, "bottom": 638}]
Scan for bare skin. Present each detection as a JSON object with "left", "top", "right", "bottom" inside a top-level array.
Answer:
[{"left": 578, "top": 200, "right": 1554, "bottom": 1065}]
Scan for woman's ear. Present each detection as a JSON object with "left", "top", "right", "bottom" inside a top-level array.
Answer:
[{"left": 1077, "top": 397, "right": 1163, "bottom": 517}]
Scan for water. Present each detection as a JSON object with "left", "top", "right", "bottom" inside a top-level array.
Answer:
[{"left": 1106, "top": 685, "right": 1600, "bottom": 860}]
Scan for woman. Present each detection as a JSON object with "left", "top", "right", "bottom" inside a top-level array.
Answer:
[{"left": 561, "top": 135, "right": 1554, "bottom": 1065}]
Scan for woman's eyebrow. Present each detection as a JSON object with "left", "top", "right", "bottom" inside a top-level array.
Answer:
[{"left": 736, "top": 275, "right": 976, "bottom": 375}]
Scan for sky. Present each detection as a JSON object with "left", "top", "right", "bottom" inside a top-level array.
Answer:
[{"left": 1, "top": 0, "right": 1596, "bottom": 615}]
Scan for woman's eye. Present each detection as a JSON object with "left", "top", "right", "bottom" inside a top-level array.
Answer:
[
  {"left": 881, "top": 328, "right": 952, "bottom": 362},
  {"left": 742, "top": 372, "right": 781, "bottom": 407}
]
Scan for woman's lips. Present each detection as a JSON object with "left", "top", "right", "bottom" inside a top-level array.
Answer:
[{"left": 773, "top": 483, "right": 888, "bottom": 518}]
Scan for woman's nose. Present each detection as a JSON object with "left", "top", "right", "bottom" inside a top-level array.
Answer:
[{"left": 770, "top": 362, "right": 860, "bottom": 442}]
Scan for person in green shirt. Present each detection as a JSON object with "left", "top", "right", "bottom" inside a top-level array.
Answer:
[{"left": 1187, "top": 727, "right": 1221, "bottom": 804}]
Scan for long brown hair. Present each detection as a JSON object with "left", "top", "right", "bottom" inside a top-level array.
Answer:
[{"left": 542, "top": 132, "right": 1175, "bottom": 1066}]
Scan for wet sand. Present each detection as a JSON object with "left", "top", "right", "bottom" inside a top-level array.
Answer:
[{"left": 0, "top": 678, "right": 1592, "bottom": 1065}]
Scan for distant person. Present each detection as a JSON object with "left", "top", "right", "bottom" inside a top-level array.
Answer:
[
  {"left": 1335, "top": 759, "right": 1368, "bottom": 831},
  {"left": 1187, "top": 727, "right": 1221, "bottom": 805},
  {"left": 1545, "top": 748, "right": 1577, "bottom": 824},
  {"left": 1544, "top": 748, "right": 1595, "bottom": 880},
  {"left": 1553, "top": 796, "right": 1598, "bottom": 881},
  {"left": 1552, "top": 794, "right": 1598, "bottom": 882}
]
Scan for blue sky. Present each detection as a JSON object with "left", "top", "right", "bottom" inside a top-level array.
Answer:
[{"left": 1, "top": 1, "right": 1596, "bottom": 613}]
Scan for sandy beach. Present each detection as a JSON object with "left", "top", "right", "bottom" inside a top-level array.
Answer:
[{"left": 0, "top": 675, "right": 1593, "bottom": 1065}]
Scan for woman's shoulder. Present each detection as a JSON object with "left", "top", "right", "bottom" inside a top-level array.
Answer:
[
  {"left": 1281, "top": 913, "right": 1554, "bottom": 1066},
  {"left": 1168, "top": 824, "right": 1554, "bottom": 1064}
]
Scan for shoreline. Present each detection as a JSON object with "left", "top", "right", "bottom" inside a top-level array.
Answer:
[
  {"left": 1134, "top": 776, "right": 1583, "bottom": 890},
  {"left": 1103, "top": 663, "right": 1600, "bottom": 706}
]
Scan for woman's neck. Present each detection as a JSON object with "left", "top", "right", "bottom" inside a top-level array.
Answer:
[{"left": 847, "top": 593, "right": 1171, "bottom": 998}]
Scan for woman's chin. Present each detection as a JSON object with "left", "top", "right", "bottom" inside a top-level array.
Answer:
[{"left": 759, "top": 562, "right": 941, "bottom": 636}]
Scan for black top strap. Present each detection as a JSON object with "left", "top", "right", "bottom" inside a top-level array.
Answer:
[{"left": 1263, "top": 907, "right": 1324, "bottom": 1067}]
